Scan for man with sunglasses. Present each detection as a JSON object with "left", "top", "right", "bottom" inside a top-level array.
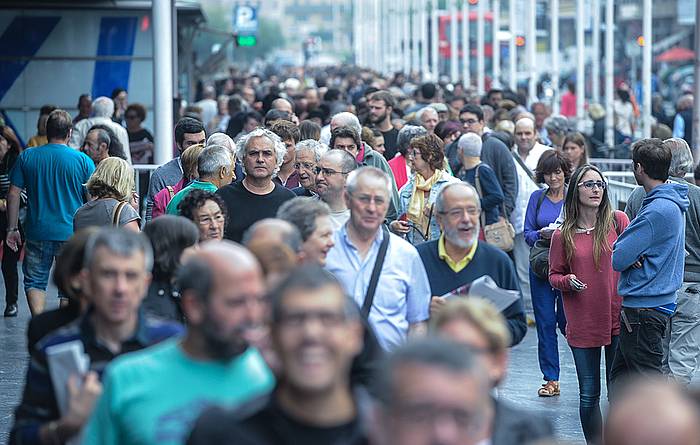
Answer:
[
  {"left": 315, "top": 150, "right": 358, "bottom": 230},
  {"left": 325, "top": 167, "right": 431, "bottom": 351},
  {"left": 611, "top": 138, "right": 689, "bottom": 394}
]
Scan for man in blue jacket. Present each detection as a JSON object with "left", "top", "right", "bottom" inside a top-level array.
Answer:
[{"left": 611, "top": 138, "right": 689, "bottom": 392}]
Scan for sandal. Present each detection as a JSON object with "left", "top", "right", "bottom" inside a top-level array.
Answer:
[{"left": 538, "top": 380, "right": 560, "bottom": 397}]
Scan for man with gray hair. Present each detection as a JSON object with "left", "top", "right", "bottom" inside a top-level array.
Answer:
[
  {"left": 325, "top": 167, "right": 431, "bottom": 351},
  {"left": 10, "top": 228, "right": 182, "bottom": 445},
  {"left": 390, "top": 125, "right": 427, "bottom": 190},
  {"left": 69, "top": 96, "right": 131, "bottom": 163},
  {"left": 206, "top": 131, "right": 244, "bottom": 180},
  {"left": 416, "top": 106, "right": 439, "bottom": 134},
  {"left": 373, "top": 338, "right": 494, "bottom": 445},
  {"left": 80, "top": 127, "right": 111, "bottom": 165},
  {"left": 277, "top": 197, "right": 335, "bottom": 266},
  {"left": 624, "top": 137, "right": 700, "bottom": 386},
  {"left": 291, "top": 139, "right": 328, "bottom": 197},
  {"left": 216, "top": 128, "right": 295, "bottom": 242},
  {"left": 166, "top": 144, "right": 235, "bottom": 215}
]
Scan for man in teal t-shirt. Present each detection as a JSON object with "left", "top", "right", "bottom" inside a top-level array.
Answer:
[
  {"left": 166, "top": 144, "right": 234, "bottom": 215},
  {"left": 82, "top": 242, "right": 273, "bottom": 445}
]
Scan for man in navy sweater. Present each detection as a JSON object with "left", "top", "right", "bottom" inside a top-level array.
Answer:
[{"left": 416, "top": 182, "right": 527, "bottom": 346}]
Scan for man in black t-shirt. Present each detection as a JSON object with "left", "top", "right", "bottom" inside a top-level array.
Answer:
[
  {"left": 187, "top": 265, "right": 369, "bottom": 445},
  {"left": 216, "top": 128, "right": 295, "bottom": 242},
  {"left": 368, "top": 91, "right": 399, "bottom": 160}
]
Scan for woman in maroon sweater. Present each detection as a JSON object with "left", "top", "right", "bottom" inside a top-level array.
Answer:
[{"left": 549, "top": 165, "right": 629, "bottom": 444}]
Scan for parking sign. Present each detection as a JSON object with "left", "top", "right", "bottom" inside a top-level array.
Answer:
[{"left": 234, "top": 4, "right": 258, "bottom": 35}]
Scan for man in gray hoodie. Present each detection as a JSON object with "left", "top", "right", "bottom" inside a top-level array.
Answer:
[{"left": 624, "top": 138, "right": 700, "bottom": 386}]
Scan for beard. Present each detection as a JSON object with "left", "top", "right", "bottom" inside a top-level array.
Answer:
[
  {"left": 444, "top": 222, "right": 480, "bottom": 249},
  {"left": 370, "top": 111, "right": 387, "bottom": 124},
  {"left": 200, "top": 312, "right": 250, "bottom": 361}
]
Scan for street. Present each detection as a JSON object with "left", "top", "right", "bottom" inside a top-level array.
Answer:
[{"left": 0, "top": 276, "right": 588, "bottom": 444}]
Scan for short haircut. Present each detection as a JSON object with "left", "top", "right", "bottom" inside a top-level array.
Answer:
[
  {"left": 535, "top": 149, "right": 572, "bottom": 184},
  {"left": 299, "top": 120, "right": 321, "bottom": 140},
  {"left": 178, "top": 189, "right": 227, "bottom": 224},
  {"left": 369, "top": 90, "right": 396, "bottom": 109},
  {"left": 125, "top": 103, "right": 147, "bottom": 122},
  {"left": 410, "top": 134, "right": 445, "bottom": 171},
  {"left": 324, "top": 149, "right": 357, "bottom": 174},
  {"left": 396, "top": 125, "right": 428, "bottom": 156},
  {"left": 543, "top": 115, "right": 571, "bottom": 136},
  {"left": 176, "top": 256, "right": 213, "bottom": 302},
  {"left": 346, "top": 166, "right": 392, "bottom": 196},
  {"left": 460, "top": 104, "right": 484, "bottom": 121},
  {"left": 331, "top": 112, "right": 362, "bottom": 138},
  {"left": 632, "top": 138, "right": 671, "bottom": 182},
  {"left": 236, "top": 128, "right": 287, "bottom": 177},
  {"left": 295, "top": 139, "right": 329, "bottom": 162},
  {"left": 88, "top": 124, "right": 127, "bottom": 160},
  {"left": 197, "top": 144, "right": 232, "bottom": 178},
  {"left": 87, "top": 127, "right": 111, "bottom": 149},
  {"left": 269, "top": 264, "right": 358, "bottom": 323},
  {"left": 174, "top": 117, "right": 205, "bottom": 148},
  {"left": 420, "top": 82, "right": 436, "bottom": 99},
  {"left": 431, "top": 298, "right": 511, "bottom": 352},
  {"left": 91, "top": 97, "right": 114, "bottom": 118},
  {"left": 143, "top": 215, "right": 199, "bottom": 282},
  {"left": 83, "top": 228, "right": 154, "bottom": 272},
  {"left": 435, "top": 182, "right": 480, "bottom": 213},
  {"left": 46, "top": 109, "right": 73, "bottom": 140},
  {"left": 206, "top": 132, "right": 236, "bottom": 162},
  {"left": 242, "top": 218, "right": 303, "bottom": 254},
  {"left": 330, "top": 126, "right": 361, "bottom": 149},
  {"left": 263, "top": 109, "right": 292, "bottom": 127},
  {"left": 277, "top": 197, "right": 331, "bottom": 241},
  {"left": 664, "top": 137, "right": 694, "bottom": 178},
  {"left": 180, "top": 143, "right": 206, "bottom": 180},
  {"left": 53, "top": 228, "right": 99, "bottom": 300},
  {"left": 85, "top": 157, "right": 135, "bottom": 201},
  {"left": 40, "top": 104, "right": 58, "bottom": 116},
  {"left": 416, "top": 106, "right": 438, "bottom": 123},
  {"left": 270, "top": 119, "right": 301, "bottom": 144},
  {"left": 377, "top": 337, "right": 486, "bottom": 406}
]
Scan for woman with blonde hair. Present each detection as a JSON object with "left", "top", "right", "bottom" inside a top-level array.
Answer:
[
  {"left": 73, "top": 157, "right": 140, "bottom": 231},
  {"left": 151, "top": 143, "right": 205, "bottom": 219},
  {"left": 549, "top": 165, "right": 629, "bottom": 444}
]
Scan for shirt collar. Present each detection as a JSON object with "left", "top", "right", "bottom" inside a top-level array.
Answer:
[
  {"left": 79, "top": 306, "right": 151, "bottom": 348},
  {"left": 339, "top": 222, "right": 384, "bottom": 250},
  {"left": 438, "top": 234, "right": 478, "bottom": 273}
]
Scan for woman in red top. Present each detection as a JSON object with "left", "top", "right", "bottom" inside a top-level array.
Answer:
[{"left": 549, "top": 165, "right": 629, "bottom": 444}]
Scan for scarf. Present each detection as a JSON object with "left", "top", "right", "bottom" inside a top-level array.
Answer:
[{"left": 407, "top": 169, "right": 443, "bottom": 236}]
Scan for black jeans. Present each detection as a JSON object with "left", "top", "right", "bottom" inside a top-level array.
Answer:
[
  {"left": 0, "top": 213, "right": 20, "bottom": 306},
  {"left": 610, "top": 307, "right": 670, "bottom": 399},
  {"left": 570, "top": 336, "right": 619, "bottom": 444}
]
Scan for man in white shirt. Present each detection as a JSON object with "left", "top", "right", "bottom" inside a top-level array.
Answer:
[{"left": 514, "top": 117, "right": 549, "bottom": 172}]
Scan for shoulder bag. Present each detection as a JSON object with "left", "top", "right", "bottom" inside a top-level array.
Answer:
[
  {"left": 528, "top": 191, "right": 551, "bottom": 280},
  {"left": 361, "top": 225, "right": 391, "bottom": 319},
  {"left": 111, "top": 201, "right": 128, "bottom": 227},
  {"left": 474, "top": 165, "right": 515, "bottom": 252}
]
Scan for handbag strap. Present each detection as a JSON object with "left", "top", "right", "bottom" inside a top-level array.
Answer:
[
  {"left": 361, "top": 225, "right": 391, "bottom": 319},
  {"left": 473, "top": 164, "right": 487, "bottom": 227},
  {"left": 112, "top": 201, "right": 127, "bottom": 227}
]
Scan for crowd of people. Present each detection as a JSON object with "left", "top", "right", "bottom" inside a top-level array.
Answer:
[{"left": 2, "top": 67, "right": 700, "bottom": 445}]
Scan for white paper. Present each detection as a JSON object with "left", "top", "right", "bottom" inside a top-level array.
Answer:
[{"left": 442, "top": 275, "right": 521, "bottom": 312}]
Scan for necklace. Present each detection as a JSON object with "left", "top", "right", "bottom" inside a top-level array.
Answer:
[{"left": 576, "top": 225, "right": 595, "bottom": 235}]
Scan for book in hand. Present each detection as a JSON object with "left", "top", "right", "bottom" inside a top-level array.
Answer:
[{"left": 440, "top": 275, "right": 520, "bottom": 312}]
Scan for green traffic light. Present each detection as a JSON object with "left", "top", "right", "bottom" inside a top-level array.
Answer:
[{"left": 237, "top": 35, "right": 257, "bottom": 47}]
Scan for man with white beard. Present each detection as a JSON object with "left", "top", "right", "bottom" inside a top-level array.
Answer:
[{"left": 415, "top": 182, "right": 527, "bottom": 346}]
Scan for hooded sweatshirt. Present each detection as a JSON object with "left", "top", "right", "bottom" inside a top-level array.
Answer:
[{"left": 613, "top": 182, "right": 689, "bottom": 308}]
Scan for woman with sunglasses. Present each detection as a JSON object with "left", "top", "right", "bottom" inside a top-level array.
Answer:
[
  {"left": 391, "top": 134, "right": 458, "bottom": 244},
  {"left": 548, "top": 165, "right": 629, "bottom": 444}
]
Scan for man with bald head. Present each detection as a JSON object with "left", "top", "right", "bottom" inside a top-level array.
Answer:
[
  {"left": 513, "top": 117, "right": 550, "bottom": 172},
  {"left": 604, "top": 379, "right": 700, "bottom": 445},
  {"left": 271, "top": 98, "right": 298, "bottom": 125},
  {"left": 82, "top": 241, "right": 275, "bottom": 445}
]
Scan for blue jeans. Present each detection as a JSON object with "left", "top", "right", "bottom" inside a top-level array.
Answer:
[
  {"left": 23, "top": 239, "right": 64, "bottom": 294},
  {"left": 530, "top": 269, "right": 566, "bottom": 381},
  {"left": 570, "top": 336, "right": 619, "bottom": 444}
]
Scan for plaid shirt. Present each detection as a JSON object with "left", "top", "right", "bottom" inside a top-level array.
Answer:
[{"left": 10, "top": 310, "right": 183, "bottom": 445}]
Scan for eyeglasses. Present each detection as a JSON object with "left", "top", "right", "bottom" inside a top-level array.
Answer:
[
  {"left": 314, "top": 166, "right": 350, "bottom": 176},
  {"left": 438, "top": 207, "right": 480, "bottom": 219},
  {"left": 294, "top": 162, "right": 315, "bottom": 170},
  {"left": 577, "top": 180, "right": 607, "bottom": 190}
]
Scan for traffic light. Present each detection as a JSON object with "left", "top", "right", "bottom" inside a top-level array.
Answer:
[
  {"left": 235, "top": 35, "right": 257, "bottom": 47},
  {"left": 468, "top": 0, "right": 479, "bottom": 4},
  {"left": 636, "top": 35, "right": 645, "bottom": 46},
  {"left": 515, "top": 36, "right": 526, "bottom": 47}
]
